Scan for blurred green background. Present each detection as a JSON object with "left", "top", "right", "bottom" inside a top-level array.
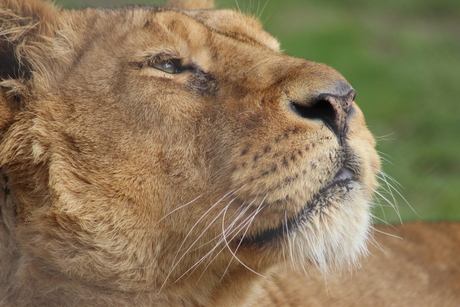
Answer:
[{"left": 59, "top": 0, "right": 460, "bottom": 224}]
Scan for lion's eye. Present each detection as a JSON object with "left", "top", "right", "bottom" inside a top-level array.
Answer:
[{"left": 149, "top": 58, "right": 182, "bottom": 74}]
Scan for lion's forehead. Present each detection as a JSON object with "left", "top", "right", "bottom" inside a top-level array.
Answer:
[
  {"left": 67, "top": 7, "right": 283, "bottom": 85},
  {"left": 112, "top": 7, "right": 280, "bottom": 53},
  {"left": 181, "top": 9, "right": 281, "bottom": 52}
]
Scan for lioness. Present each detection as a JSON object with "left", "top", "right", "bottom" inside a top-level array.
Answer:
[{"left": 0, "top": 0, "right": 459, "bottom": 306}]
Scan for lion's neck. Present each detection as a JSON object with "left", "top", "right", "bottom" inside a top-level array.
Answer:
[
  {"left": 150, "top": 260, "right": 270, "bottom": 306},
  {"left": 0, "top": 239, "right": 268, "bottom": 306},
  {"left": 0, "top": 169, "right": 21, "bottom": 304},
  {"left": 195, "top": 266, "right": 269, "bottom": 306},
  {"left": 0, "top": 168, "right": 269, "bottom": 306}
]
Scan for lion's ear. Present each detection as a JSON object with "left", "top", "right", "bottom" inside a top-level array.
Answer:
[
  {"left": 165, "top": 0, "right": 214, "bottom": 10},
  {"left": 0, "top": 0, "right": 59, "bottom": 80},
  {"left": 0, "top": 0, "right": 60, "bottom": 132}
]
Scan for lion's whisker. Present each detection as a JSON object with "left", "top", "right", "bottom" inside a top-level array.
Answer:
[
  {"left": 197, "top": 196, "right": 264, "bottom": 280},
  {"left": 373, "top": 190, "right": 401, "bottom": 223},
  {"left": 221, "top": 196, "right": 268, "bottom": 279},
  {"left": 366, "top": 225, "right": 387, "bottom": 255},
  {"left": 186, "top": 195, "right": 268, "bottom": 283},
  {"left": 175, "top": 197, "right": 263, "bottom": 283},
  {"left": 372, "top": 225, "right": 403, "bottom": 241},
  {"left": 372, "top": 191, "right": 391, "bottom": 224},
  {"left": 153, "top": 194, "right": 204, "bottom": 228},
  {"left": 186, "top": 207, "right": 256, "bottom": 282},
  {"left": 170, "top": 187, "right": 258, "bottom": 284},
  {"left": 378, "top": 171, "right": 418, "bottom": 218},
  {"left": 371, "top": 213, "right": 393, "bottom": 227},
  {"left": 187, "top": 195, "right": 250, "bottom": 253},
  {"left": 376, "top": 150, "right": 395, "bottom": 166},
  {"left": 377, "top": 173, "right": 398, "bottom": 208},
  {"left": 159, "top": 190, "right": 241, "bottom": 292},
  {"left": 181, "top": 201, "right": 253, "bottom": 280}
]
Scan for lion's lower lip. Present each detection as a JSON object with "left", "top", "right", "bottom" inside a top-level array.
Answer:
[{"left": 333, "top": 167, "right": 355, "bottom": 182}]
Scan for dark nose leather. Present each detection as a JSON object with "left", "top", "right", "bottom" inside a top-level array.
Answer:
[{"left": 290, "top": 81, "right": 356, "bottom": 141}]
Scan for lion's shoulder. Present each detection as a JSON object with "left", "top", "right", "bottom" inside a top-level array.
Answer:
[{"left": 256, "top": 222, "right": 460, "bottom": 306}]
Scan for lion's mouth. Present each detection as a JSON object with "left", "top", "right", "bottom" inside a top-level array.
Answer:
[{"left": 237, "top": 167, "right": 357, "bottom": 246}]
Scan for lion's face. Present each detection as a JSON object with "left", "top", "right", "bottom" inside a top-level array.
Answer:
[{"left": 0, "top": 0, "right": 380, "bottom": 303}]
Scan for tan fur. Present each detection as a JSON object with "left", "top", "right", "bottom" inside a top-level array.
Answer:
[
  {"left": 0, "top": 0, "right": 457, "bottom": 306},
  {"left": 165, "top": 0, "right": 214, "bottom": 10},
  {"left": 256, "top": 222, "right": 460, "bottom": 306}
]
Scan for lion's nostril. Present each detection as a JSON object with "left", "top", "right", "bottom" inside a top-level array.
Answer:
[
  {"left": 290, "top": 99, "right": 337, "bottom": 132},
  {"left": 289, "top": 89, "right": 356, "bottom": 140}
]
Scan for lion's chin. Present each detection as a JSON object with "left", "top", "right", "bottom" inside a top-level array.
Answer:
[{"left": 236, "top": 168, "right": 371, "bottom": 272}]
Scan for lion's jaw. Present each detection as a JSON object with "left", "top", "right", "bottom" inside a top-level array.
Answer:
[{"left": 0, "top": 1, "right": 380, "bottom": 306}]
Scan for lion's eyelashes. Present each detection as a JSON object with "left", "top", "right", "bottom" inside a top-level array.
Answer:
[
  {"left": 150, "top": 58, "right": 183, "bottom": 74},
  {"left": 140, "top": 54, "right": 194, "bottom": 74}
]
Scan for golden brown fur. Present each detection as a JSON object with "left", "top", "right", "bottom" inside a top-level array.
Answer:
[
  {"left": 257, "top": 222, "right": 460, "bottom": 306},
  {"left": 0, "top": 0, "right": 458, "bottom": 306}
]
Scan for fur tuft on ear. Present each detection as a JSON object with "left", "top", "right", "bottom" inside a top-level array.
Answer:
[
  {"left": 0, "top": 0, "right": 59, "bottom": 79},
  {"left": 0, "top": 0, "right": 60, "bottom": 130},
  {"left": 165, "top": 0, "right": 214, "bottom": 10}
]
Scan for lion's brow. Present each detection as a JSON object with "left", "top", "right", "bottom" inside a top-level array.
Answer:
[{"left": 120, "top": 4, "right": 164, "bottom": 12}]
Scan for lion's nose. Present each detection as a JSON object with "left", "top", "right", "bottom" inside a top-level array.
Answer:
[{"left": 289, "top": 81, "right": 356, "bottom": 142}]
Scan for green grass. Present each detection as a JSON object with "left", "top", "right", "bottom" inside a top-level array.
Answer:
[{"left": 60, "top": 0, "right": 460, "bottom": 224}]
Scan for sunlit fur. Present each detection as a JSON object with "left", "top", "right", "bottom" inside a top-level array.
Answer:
[{"left": 0, "top": 0, "right": 381, "bottom": 306}]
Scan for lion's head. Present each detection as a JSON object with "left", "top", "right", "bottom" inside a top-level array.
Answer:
[{"left": 0, "top": 0, "right": 380, "bottom": 305}]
